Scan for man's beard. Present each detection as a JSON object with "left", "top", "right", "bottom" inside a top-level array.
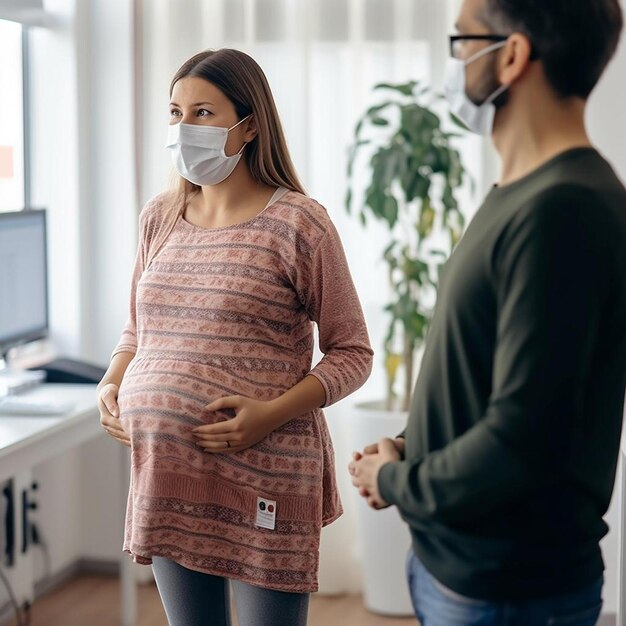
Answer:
[{"left": 467, "top": 55, "right": 509, "bottom": 109}]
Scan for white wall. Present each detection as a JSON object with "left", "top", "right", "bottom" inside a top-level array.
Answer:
[
  {"left": 30, "top": 0, "right": 138, "bottom": 365},
  {"left": 587, "top": 7, "right": 626, "bottom": 615},
  {"left": 26, "top": 0, "right": 91, "bottom": 594},
  {"left": 22, "top": 0, "right": 137, "bottom": 592},
  {"left": 29, "top": 0, "right": 81, "bottom": 357},
  {"left": 78, "top": 0, "right": 137, "bottom": 365},
  {"left": 74, "top": 0, "right": 137, "bottom": 568},
  {"left": 588, "top": 1, "right": 626, "bottom": 172}
]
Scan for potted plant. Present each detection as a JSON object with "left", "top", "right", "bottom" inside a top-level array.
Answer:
[
  {"left": 347, "top": 80, "right": 470, "bottom": 411},
  {"left": 344, "top": 80, "right": 470, "bottom": 616}
]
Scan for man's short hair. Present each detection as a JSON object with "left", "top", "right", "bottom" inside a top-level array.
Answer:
[{"left": 481, "top": 0, "right": 624, "bottom": 99}]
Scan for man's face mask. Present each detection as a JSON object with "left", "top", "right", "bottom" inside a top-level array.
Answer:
[{"left": 445, "top": 39, "right": 509, "bottom": 136}]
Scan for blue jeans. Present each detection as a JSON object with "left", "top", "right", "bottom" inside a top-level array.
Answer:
[{"left": 406, "top": 551, "right": 603, "bottom": 626}]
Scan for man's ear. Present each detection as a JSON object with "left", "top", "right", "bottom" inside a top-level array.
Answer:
[
  {"left": 498, "top": 33, "right": 533, "bottom": 86},
  {"left": 243, "top": 115, "right": 258, "bottom": 142}
]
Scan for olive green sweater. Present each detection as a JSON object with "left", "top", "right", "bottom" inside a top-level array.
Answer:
[{"left": 378, "top": 148, "right": 626, "bottom": 601}]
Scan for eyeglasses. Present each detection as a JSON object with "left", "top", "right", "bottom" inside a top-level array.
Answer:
[
  {"left": 449, "top": 34, "right": 508, "bottom": 59},
  {"left": 449, "top": 34, "right": 539, "bottom": 61}
]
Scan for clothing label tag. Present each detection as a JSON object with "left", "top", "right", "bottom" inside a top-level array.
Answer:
[{"left": 255, "top": 497, "right": 277, "bottom": 530}]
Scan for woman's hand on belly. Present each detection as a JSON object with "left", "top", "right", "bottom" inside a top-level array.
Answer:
[
  {"left": 192, "top": 395, "right": 282, "bottom": 454},
  {"left": 98, "top": 383, "right": 131, "bottom": 448}
]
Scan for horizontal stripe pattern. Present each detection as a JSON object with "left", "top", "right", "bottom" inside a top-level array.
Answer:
[{"left": 114, "top": 190, "right": 373, "bottom": 592}]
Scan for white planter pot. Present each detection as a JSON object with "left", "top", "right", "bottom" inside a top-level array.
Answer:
[{"left": 346, "top": 400, "right": 414, "bottom": 616}]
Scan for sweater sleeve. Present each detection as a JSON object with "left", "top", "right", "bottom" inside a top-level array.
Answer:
[
  {"left": 378, "top": 187, "right": 611, "bottom": 524},
  {"left": 110, "top": 207, "right": 150, "bottom": 359},
  {"left": 298, "top": 220, "right": 374, "bottom": 407}
]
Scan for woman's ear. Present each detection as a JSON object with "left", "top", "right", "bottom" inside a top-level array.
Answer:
[
  {"left": 499, "top": 33, "right": 533, "bottom": 86},
  {"left": 243, "top": 115, "right": 258, "bottom": 143}
]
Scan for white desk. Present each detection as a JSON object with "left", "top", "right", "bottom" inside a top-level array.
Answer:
[
  {"left": 0, "top": 384, "right": 136, "bottom": 626},
  {"left": 0, "top": 384, "right": 101, "bottom": 482}
]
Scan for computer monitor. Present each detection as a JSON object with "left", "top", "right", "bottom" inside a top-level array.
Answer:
[{"left": 0, "top": 209, "right": 48, "bottom": 363}]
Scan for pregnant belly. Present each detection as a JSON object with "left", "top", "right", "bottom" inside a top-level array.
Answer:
[
  {"left": 117, "top": 357, "right": 236, "bottom": 447},
  {"left": 116, "top": 357, "right": 322, "bottom": 495}
]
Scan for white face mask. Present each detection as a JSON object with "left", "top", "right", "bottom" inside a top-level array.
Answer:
[
  {"left": 165, "top": 115, "right": 251, "bottom": 186},
  {"left": 444, "top": 41, "right": 509, "bottom": 136}
]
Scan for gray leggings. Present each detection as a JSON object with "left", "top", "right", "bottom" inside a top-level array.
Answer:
[{"left": 151, "top": 556, "right": 310, "bottom": 626}]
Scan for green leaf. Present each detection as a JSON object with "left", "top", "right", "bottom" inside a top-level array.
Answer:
[
  {"left": 374, "top": 80, "right": 418, "bottom": 96},
  {"left": 447, "top": 149, "right": 462, "bottom": 186},
  {"left": 406, "top": 311, "right": 428, "bottom": 341},
  {"left": 417, "top": 197, "right": 435, "bottom": 239},
  {"left": 404, "top": 172, "right": 431, "bottom": 204},
  {"left": 442, "top": 183, "right": 458, "bottom": 213},
  {"left": 383, "top": 195, "right": 399, "bottom": 228},
  {"left": 347, "top": 138, "right": 372, "bottom": 178},
  {"left": 365, "top": 186, "right": 386, "bottom": 221},
  {"left": 365, "top": 101, "right": 395, "bottom": 118},
  {"left": 383, "top": 241, "right": 397, "bottom": 259},
  {"left": 449, "top": 112, "right": 470, "bottom": 131},
  {"left": 402, "top": 256, "right": 430, "bottom": 284}
]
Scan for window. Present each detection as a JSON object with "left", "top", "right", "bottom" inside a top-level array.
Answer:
[{"left": 0, "top": 19, "right": 26, "bottom": 212}]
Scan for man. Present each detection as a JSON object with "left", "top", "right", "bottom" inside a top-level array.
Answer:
[{"left": 349, "top": 1, "right": 626, "bottom": 624}]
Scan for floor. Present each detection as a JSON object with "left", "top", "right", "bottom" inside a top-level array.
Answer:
[{"left": 18, "top": 575, "right": 419, "bottom": 626}]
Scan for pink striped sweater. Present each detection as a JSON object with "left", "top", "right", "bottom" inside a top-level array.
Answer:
[{"left": 113, "top": 189, "right": 373, "bottom": 592}]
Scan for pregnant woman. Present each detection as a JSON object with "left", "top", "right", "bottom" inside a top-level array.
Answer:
[{"left": 96, "top": 48, "right": 373, "bottom": 626}]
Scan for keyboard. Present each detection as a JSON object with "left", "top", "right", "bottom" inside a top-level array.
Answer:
[{"left": 0, "top": 395, "right": 76, "bottom": 416}]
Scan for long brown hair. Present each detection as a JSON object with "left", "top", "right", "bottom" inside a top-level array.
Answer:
[
  {"left": 146, "top": 49, "right": 306, "bottom": 266},
  {"left": 170, "top": 48, "right": 305, "bottom": 198}
]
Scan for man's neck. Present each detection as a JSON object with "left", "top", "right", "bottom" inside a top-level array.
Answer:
[{"left": 493, "top": 95, "right": 592, "bottom": 186}]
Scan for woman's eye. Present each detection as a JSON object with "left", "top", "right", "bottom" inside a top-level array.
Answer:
[
  {"left": 169, "top": 110, "right": 181, "bottom": 117},
  {"left": 197, "top": 109, "right": 212, "bottom": 117}
]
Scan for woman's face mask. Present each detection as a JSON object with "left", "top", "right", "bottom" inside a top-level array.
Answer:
[{"left": 165, "top": 114, "right": 251, "bottom": 186}]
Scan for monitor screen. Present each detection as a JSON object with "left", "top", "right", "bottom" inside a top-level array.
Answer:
[{"left": 0, "top": 210, "right": 48, "bottom": 356}]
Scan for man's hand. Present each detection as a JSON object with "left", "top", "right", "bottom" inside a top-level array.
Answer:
[
  {"left": 357, "top": 436, "right": 405, "bottom": 459},
  {"left": 348, "top": 438, "right": 402, "bottom": 509}
]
